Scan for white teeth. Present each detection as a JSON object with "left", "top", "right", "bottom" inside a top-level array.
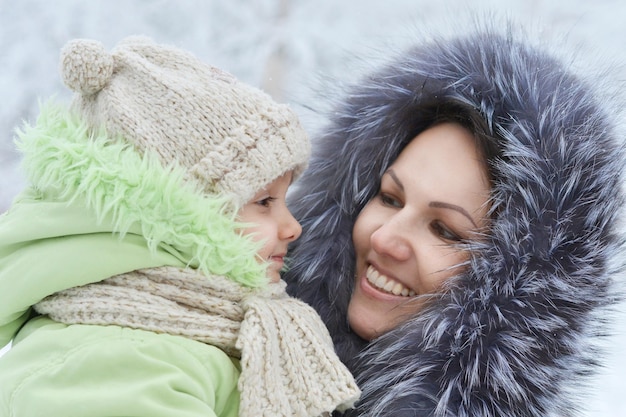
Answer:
[
  {"left": 383, "top": 280, "right": 395, "bottom": 292},
  {"left": 366, "top": 265, "right": 415, "bottom": 297},
  {"left": 375, "top": 275, "right": 386, "bottom": 288},
  {"left": 392, "top": 283, "right": 403, "bottom": 296}
]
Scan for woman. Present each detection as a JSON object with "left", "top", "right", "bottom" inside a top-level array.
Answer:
[{"left": 284, "top": 24, "right": 625, "bottom": 417}]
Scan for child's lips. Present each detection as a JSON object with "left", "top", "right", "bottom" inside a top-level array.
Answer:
[{"left": 269, "top": 254, "right": 285, "bottom": 267}]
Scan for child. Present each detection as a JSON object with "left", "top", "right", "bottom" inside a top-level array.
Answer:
[{"left": 0, "top": 37, "right": 360, "bottom": 417}]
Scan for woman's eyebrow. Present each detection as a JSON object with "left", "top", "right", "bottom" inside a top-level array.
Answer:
[
  {"left": 386, "top": 169, "right": 404, "bottom": 191},
  {"left": 429, "top": 201, "right": 477, "bottom": 227},
  {"left": 387, "top": 169, "right": 478, "bottom": 227}
]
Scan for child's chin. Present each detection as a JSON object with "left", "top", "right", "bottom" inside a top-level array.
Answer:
[{"left": 267, "top": 271, "right": 281, "bottom": 284}]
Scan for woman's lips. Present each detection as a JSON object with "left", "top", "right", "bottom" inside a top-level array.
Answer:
[{"left": 365, "top": 264, "right": 416, "bottom": 297}]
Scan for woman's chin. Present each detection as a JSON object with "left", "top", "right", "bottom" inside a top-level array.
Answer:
[
  {"left": 348, "top": 289, "right": 394, "bottom": 341},
  {"left": 348, "top": 275, "right": 423, "bottom": 340}
]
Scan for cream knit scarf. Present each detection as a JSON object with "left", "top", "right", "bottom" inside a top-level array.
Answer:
[{"left": 34, "top": 266, "right": 360, "bottom": 417}]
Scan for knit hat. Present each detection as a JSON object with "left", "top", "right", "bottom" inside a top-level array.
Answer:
[{"left": 59, "top": 36, "right": 310, "bottom": 208}]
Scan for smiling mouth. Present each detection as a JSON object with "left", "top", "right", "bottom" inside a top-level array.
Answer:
[{"left": 366, "top": 265, "right": 416, "bottom": 297}]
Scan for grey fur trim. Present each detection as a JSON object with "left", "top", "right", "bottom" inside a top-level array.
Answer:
[{"left": 285, "top": 24, "right": 626, "bottom": 417}]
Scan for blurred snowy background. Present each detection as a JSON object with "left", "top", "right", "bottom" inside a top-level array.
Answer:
[{"left": 1, "top": 0, "right": 625, "bottom": 415}]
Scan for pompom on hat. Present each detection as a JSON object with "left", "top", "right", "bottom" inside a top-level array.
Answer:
[{"left": 59, "top": 36, "right": 310, "bottom": 208}]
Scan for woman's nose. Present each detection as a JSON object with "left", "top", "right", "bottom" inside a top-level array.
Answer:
[
  {"left": 280, "top": 210, "right": 302, "bottom": 242},
  {"left": 370, "top": 218, "right": 412, "bottom": 261}
]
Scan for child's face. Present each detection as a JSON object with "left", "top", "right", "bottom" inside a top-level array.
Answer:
[{"left": 237, "top": 171, "right": 302, "bottom": 283}]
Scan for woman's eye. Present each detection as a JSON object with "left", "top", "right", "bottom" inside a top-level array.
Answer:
[
  {"left": 430, "top": 220, "right": 462, "bottom": 242},
  {"left": 256, "top": 196, "right": 276, "bottom": 208},
  {"left": 380, "top": 193, "right": 403, "bottom": 208}
]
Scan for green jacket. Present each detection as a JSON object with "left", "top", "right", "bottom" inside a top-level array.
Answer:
[
  {"left": 2, "top": 317, "right": 241, "bottom": 417},
  {"left": 0, "top": 104, "right": 268, "bottom": 416}
]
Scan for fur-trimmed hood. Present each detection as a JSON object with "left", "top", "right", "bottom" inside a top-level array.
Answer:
[
  {"left": 284, "top": 26, "right": 625, "bottom": 417},
  {"left": 0, "top": 104, "right": 268, "bottom": 347}
]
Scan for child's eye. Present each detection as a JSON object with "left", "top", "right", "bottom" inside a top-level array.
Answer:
[
  {"left": 256, "top": 196, "right": 276, "bottom": 208},
  {"left": 380, "top": 193, "right": 403, "bottom": 208},
  {"left": 430, "top": 220, "right": 462, "bottom": 242}
]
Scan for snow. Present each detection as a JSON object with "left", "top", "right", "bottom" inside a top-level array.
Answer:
[{"left": 1, "top": 1, "right": 625, "bottom": 415}]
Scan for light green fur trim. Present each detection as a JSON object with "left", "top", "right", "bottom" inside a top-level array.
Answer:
[{"left": 15, "top": 102, "right": 267, "bottom": 287}]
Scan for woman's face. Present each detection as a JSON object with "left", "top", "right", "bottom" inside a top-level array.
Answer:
[{"left": 348, "top": 122, "right": 491, "bottom": 340}]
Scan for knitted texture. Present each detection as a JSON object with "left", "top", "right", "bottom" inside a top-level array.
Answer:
[
  {"left": 59, "top": 36, "right": 310, "bottom": 209},
  {"left": 35, "top": 267, "right": 361, "bottom": 417},
  {"left": 16, "top": 104, "right": 266, "bottom": 286}
]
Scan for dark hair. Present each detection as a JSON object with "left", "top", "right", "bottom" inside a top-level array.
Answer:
[{"left": 401, "top": 98, "right": 501, "bottom": 185}]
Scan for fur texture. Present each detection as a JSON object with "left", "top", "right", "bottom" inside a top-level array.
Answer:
[
  {"left": 284, "top": 26, "right": 625, "bottom": 417},
  {"left": 17, "top": 103, "right": 267, "bottom": 286}
]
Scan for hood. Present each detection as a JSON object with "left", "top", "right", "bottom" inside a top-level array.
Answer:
[
  {"left": 0, "top": 103, "right": 268, "bottom": 347},
  {"left": 284, "top": 26, "right": 625, "bottom": 417}
]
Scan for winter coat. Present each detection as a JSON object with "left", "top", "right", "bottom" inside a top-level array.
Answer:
[
  {"left": 0, "top": 105, "right": 261, "bottom": 417},
  {"left": 1, "top": 316, "right": 241, "bottom": 417},
  {"left": 284, "top": 27, "right": 625, "bottom": 417},
  {"left": 0, "top": 196, "right": 241, "bottom": 417}
]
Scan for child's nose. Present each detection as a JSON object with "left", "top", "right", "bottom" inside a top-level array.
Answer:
[{"left": 280, "top": 210, "right": 302, "bottom": 242}]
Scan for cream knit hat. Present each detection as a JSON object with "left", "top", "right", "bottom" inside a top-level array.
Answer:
[{"left": 59, "top": 36, "right": 310, "bottom": 208}]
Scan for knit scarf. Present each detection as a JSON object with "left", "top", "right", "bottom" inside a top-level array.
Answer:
[{"left": 34, "top": 266, "right": 360, "bottom": 417}]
